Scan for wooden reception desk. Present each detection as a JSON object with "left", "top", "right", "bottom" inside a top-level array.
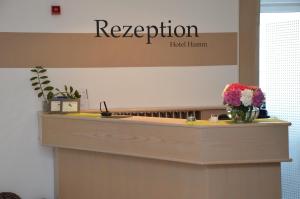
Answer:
[{"left": 40, "top": 113, "right": 290, "bottom": 199}]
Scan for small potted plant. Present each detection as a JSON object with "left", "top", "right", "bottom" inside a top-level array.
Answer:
[{"left": 30, "top": 66, "right": 81, "bottom": 112}]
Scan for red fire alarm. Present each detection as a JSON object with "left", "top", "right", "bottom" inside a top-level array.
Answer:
[{"left": 51, "top": 5, "right": 61, "bottom": 15}]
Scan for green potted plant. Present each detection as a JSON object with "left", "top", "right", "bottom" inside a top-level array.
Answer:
[{"left": 30, "top": 66, "right": 81, "bottom": 112}]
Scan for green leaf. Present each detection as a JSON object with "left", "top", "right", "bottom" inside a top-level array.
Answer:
[
  {"left": 32, "top": 82, "right": 39, "bottom": 86},
  {"left": 42, "top": 80, "right": 50, "bottom": 84},
  {"left": 34, "top": 87, "right": 40, "bottom": 90},
  {"left": 44, "top": 86, "right": 54, "bottom": 91},
  {"left": 70, "top": 86, "right": 73, "bottom": 93},
  {"left": 39, "top": 69, "right": 47, "bottom": 73},
  {"left": 30, "top": 77, "right": 37, "bottom": 81},
  {"left": 64, "top": 85, "right": 68, "bottom": 92},
  {"left": 40, "top": 76, "right": 48, "bottom": 79},
  {"left": 38, "top": 92, "right": 43, "bottom": 98},
  {"left": 74, "top": 90, "right": 81, "bottom": 99},
  {"left": 36, "top": 66, "right": 43, "bottom": 69},
  {"left": 47, "top": 91, "right": 54, "bottom": 100},
  {"left": 31, "top": 69, "right": 38, "bottom": 73}
]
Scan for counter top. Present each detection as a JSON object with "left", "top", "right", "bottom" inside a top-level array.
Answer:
[
  {"left": 41, "top": 112, "right": 291, "bottom": 129},
  {"left": 84, "top": 105, "right": 226, "bottom": 113}
]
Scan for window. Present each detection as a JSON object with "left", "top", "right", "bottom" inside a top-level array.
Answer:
[{"left": 260, "top": 12, "right": 300, "bottom": 199}]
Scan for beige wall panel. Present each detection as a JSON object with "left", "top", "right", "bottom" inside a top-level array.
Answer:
[
  {"left": 239, "top": 0, "right": 260, "bottom": 85},
  {"left": 0, "top": 32, "right": 237, "bottom": 68}
]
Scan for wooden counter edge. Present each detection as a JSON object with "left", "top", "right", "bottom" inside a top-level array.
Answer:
[{"left": 42, "top": 142, "right": 292, "bottom": 166}]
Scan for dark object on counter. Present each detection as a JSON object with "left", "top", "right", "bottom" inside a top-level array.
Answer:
[
  {"left": 218, "top": 114, "right": 230, "bottom": 120},
  {"left": 258, "top": 102, "right": 270, "bottom": 118},
  {"left": 100, "top": 101, "right": 112, "bottom": 117},
  {"left": 54, "top": 96, "right": 68, "bottom": 99},
  {"left": 0, "top": 192, "right": 21, "bottom": 199}
]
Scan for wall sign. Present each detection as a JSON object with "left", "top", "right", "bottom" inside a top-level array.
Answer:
[{"left": 95, "top": 19, "right": 200, "bottom": 44}]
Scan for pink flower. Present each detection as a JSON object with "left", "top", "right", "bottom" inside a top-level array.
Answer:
[
  {"left": 252, "top": 88, "right": 265, "bottom": 107},
  {"left": 223, "top": 90, "right": 241, "bottom": 106}
]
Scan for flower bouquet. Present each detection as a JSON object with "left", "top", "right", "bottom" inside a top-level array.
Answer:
[{"left": 223, "top": 83, "right": 265, "bottom": 123}]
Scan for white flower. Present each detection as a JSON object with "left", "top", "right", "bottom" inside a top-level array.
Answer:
[{"left": 241, "top": 89, "right": 253, "bottom": 106}]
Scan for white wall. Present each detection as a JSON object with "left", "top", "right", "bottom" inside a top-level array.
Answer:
[
  {"left": 48, "top": 66, "right": 238, "bottom": 109},
  {"left": 0, "top": 0, "right": 238, "bottom": 33},
  {"left": 0, "top": 70, "right": 54, "bottom": 199},
  {"left": 0, "top": 0, "right": 239, "bottom": 198}
]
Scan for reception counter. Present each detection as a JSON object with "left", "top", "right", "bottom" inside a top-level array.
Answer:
[{"left": 40, "top": 113, "right": 290, "bottom": 199}]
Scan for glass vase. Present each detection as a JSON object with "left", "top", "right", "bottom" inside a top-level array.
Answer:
[{"left": 227, "top": 106, "right": 259, "bottom": 123}]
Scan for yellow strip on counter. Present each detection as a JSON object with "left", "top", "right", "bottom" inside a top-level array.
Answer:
[
  {"left": 186, "top": 118, "right": 285, "bottom": 126},
  {"left": 66, "top": 113, "right": 101, "bottom": 118}
]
